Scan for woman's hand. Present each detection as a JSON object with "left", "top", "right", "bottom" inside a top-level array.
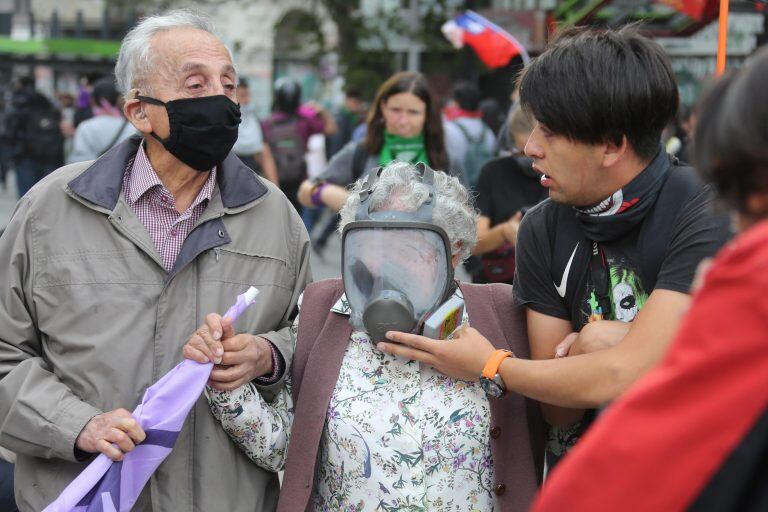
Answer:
[{"left": 377, "top": 326, "right": 496, "bottom": 381}]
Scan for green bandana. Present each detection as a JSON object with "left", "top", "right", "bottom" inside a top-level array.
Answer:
[{"left": 379, "top": 132, "right": 429, "bottom": 166}]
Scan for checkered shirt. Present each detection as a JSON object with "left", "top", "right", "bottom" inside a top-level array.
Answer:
[{"left": 123, "top": 143, "right": 283, "bottom": 383}]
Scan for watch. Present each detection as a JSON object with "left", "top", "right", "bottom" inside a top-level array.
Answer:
[{"left": 479, "top": 349, "right": 514, "bottom": 398}]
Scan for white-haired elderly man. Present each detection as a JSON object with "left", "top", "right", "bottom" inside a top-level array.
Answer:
[{"left": 0, "top": 10, "right": 310, "bottom": 511}]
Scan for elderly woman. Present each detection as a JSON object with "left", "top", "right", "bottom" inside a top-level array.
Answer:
[{"left": 185, "top": 162, "right": 544, "bottom": 511}]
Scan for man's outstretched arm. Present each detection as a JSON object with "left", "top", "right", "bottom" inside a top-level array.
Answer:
[{"left": 379, "top": 288, "right": 690, "bottom": 408}]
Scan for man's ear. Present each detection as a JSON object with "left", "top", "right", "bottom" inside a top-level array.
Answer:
[
  {"left": 601, "top": 135, "right": 628, "bottom": 168},
  {"left": 124, "top": 98, "right": 152, "bottom": 135}
]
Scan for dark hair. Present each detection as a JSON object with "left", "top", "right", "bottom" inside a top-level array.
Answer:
[
  {"left": 452, "top": 81, "right": 481, "bottom": 111},
  {"left": 519, "top": 24, "right": 679, "bottom": 161},
  {"left": 479, "top": 97, "right": 504, "bottom": 134},
  {"left": 693, "top": 48, "right": 768, "bottom": 213},
  {"left": 92, "top": 76, "right": 119, "bottom": 106},
  {"left": 345, "top": 86, "right": 363, "bottom": 100},
  {"left": 18, "top": 76, "right": 35, "bottom": 89},
  {"left": 274, "top": 77, "right": 301, "bottom": 114},
  {"left": 238, "top": 77, "right": 249, "bottom": 89},
  {"left": 364, "top": 72, "right": 447, "bottom": 170}
]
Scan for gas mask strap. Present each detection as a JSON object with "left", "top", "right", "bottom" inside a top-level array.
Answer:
[
  {"left": 355, "top": 166, "right": 384, "bottom": 221},
  {"left": 414, "top": 162, "right": 435, "bottom": 223}
]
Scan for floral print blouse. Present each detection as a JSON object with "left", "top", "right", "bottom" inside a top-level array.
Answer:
[{"left": 207, "top": 289, "right": 498, "bottom": 511}]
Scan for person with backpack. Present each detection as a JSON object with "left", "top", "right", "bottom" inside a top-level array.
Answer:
[
  {"left": 378, "top": 25, "right": 732, "bottom": 467},
  {"left": 443, "top": 81, "right": 496, "bottom": 188},
  {"left": 66, "top": 76, "right": 136, "bottom": 164},
  {"left": 261, "top": 78, "right": 337, "bottom": 213},
  {"left": 297, "top": 71, "right": 466, "bottom": 213},
  {"left": 7, "top": 79, "right": 65, "bottom": 198}
]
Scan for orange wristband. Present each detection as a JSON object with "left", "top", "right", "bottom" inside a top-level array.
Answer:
[{"left": 481, "top": 349, "right": 514, "bottom": 379}]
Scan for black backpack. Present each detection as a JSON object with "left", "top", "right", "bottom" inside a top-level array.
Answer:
[
  {"left": 548, "top": 160, "right": 703, "bottom": 330},
  {"left": 22, "top": 106, "right": 64, "bottom": 161},
  {"left": 266, "top": 116, "right": 307, "bottom": 182}
]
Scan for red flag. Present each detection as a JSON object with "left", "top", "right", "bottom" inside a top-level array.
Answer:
[{"left": 442, "top": 10, "right": 529, "bottom": 69}]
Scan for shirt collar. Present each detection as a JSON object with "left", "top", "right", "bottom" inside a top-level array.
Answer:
[
  {"left": 68, "top": 135, "right": 268, "bottom": 212},
  {"left": 127, "top": 142, "right": 217, "bottom": 209}
]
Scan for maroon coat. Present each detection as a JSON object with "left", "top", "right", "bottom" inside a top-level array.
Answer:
[{"left": 278, "top": 279, "right": 545, "bottom": 511}]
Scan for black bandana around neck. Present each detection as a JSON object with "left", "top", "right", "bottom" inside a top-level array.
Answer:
[{"left": 575, "top": 147, "right": 671, "bottom": 242}]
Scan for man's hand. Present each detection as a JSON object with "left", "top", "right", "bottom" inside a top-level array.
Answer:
[
  {"left": 208, "top": 335, "right": 274, "bottom": 391},
  {"left": 75, "top": 409, "right": 146, "bottom": 461},
  {"left": 183, "top": 313, "right": 275, "bottom": 391},
  {"left": 555, "top": 320, "right": 631, "bottom": 358},
  {"left": 183, "top": 313, "right": 232, "bottom": 364},
  {"left": 377, "top": 326, "right": 496, "bottom": 381}
]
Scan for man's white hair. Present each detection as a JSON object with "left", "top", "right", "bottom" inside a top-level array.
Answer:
[
  {"left": 339, "top": 161, "right": 479, "bottom": 261},
  {"left": 114, "top": 9, "right": 234, "bottom": 99}
]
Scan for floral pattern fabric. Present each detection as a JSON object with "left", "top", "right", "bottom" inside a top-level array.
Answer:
[{"left": 207, "top": 289, "right": 497, "bottom": 511}]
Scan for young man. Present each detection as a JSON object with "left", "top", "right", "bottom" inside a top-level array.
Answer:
[
  {"left": 534, "top": 45, "right": 768, "bottom": 512},
  {"left": 379, "top": 24, "right": 732, "bottom": 466}
]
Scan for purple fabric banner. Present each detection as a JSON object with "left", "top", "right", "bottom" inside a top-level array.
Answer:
[{"left": 43, "top": 360, "right": 213, "bottom": 512}]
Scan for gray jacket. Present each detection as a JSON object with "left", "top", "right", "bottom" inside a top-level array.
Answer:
[{"left": 0, "top": 136, "right": 311, "bottom": 511}]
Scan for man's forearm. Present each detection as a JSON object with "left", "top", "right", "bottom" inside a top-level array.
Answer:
[
  {"left": 515, "top": 289, "right": 690, "bottom": 408},
  {"left": 501, "top": 348, "right": 631, "bottom": 408},
  {"left": 0, "top": 359, "right": 102, "bottom": 461}
]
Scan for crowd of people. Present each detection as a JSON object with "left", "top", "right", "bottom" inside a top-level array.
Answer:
[{"left": 0, "top": 7, "right": 764, "bottom": 512}]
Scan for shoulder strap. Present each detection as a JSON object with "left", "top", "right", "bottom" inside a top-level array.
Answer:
[
  {"left": 291, "top": 278, "right": 344, "bottom": 401},
  {"left": 351, "top": 141, "right": 369, "bottom": 181},
  {"left": 453, "top": 120, "right": 482, "bottom": 145},
  {"left": 637, "top": 161, "right": 701, "bottom": 292},
  {"left": 100, "top": 117, "right": 130, "bottom": 157}
]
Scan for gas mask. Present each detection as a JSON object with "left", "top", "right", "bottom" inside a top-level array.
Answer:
[{"left": 341, "top": 163, "right": 457, "bottom": 341}]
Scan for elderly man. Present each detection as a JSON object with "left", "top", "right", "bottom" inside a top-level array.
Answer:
[{"left": 0, "top": 10, "right": 309, "bottom": 512}]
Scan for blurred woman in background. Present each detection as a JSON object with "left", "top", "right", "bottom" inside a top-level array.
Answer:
[{"left": 298, "top": 71, "right": 466, "bottom": 212}]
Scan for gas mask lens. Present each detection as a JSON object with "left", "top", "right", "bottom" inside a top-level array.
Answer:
[{"left": 342, "top": 227, "right": 451, "bottom": 341}]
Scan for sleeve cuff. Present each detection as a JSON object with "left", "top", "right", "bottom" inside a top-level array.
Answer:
[
  {"left": 254, "top": 340, "right": 285, "bottom": 386},
  {"left": 53, "top": 398, "right": 102, "bottom": 462}
]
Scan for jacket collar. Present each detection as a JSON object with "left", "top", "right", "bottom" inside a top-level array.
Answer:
[{"left": 67, "top": 135, "right": 268, "bottom": 211}]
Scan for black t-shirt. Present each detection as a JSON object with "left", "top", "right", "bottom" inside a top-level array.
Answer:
[
  {"left": 475, "top": 155, "right": 548, "bottom": 226},
  {"left": 514, "top": 186, "right": 732, "bottom": 330}
]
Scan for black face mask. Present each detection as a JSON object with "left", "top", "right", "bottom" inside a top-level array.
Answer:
[{"left": 138, "top": 95, "right": 241, "bottom": 171}]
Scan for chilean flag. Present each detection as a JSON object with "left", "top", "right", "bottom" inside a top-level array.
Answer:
[{"left": 442, "top": 10, "right": 530, "bottom": 68}]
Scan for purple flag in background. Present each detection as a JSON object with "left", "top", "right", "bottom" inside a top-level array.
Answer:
[{"left": 43, "top": 359, "right": 213, "bottom": 512}]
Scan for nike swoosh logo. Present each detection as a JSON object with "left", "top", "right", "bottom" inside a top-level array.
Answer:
[{"left": 555, "top": 243, "right": 579, "bottom": 298}]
